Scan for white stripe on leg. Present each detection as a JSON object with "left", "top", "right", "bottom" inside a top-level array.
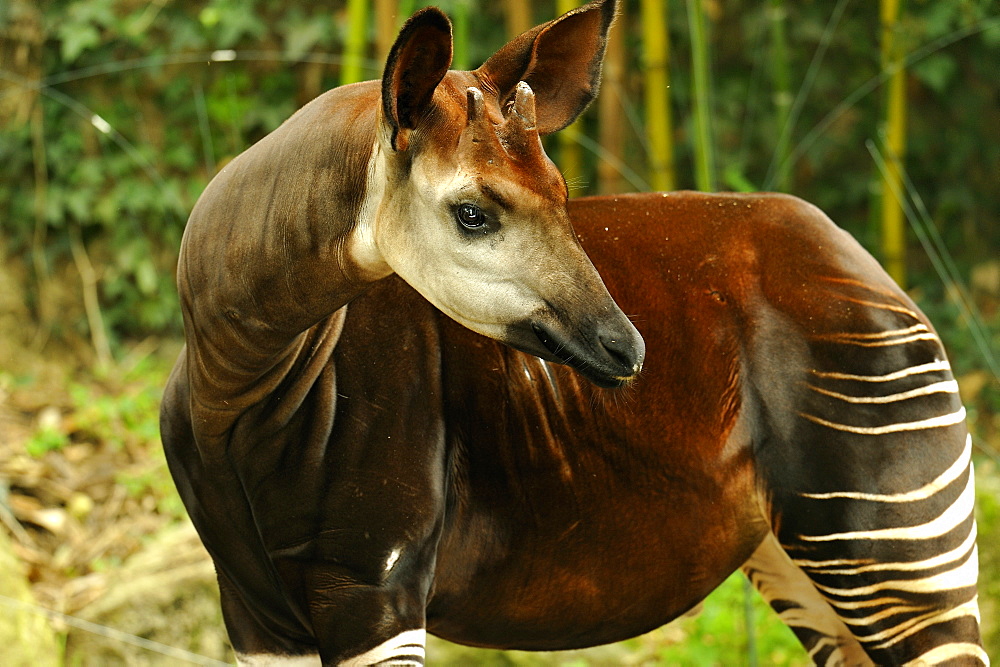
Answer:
[
  {"left": 233, "top": 630, "right": 425, "bottom": 666},
  {"left": 236, "top": 653, "right": 321, "bottom": 667},
  {"left": 340, "top": 629, "right": 426, "bottom": 666}
]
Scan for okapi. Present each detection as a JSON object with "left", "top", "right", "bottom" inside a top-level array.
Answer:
[{"left": 159, "top": 1, "right": 988, "bottom": 665}]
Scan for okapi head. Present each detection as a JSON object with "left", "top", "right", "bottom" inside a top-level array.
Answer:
[{"left": 358, "top": 0, "right": 644, "bottom": 387}]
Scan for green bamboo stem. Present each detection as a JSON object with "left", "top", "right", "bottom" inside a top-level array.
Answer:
[
  {"left": 768, "top": 0, "right": 792, "bottom": 191},
  {"left": 556, "top": 0, "right": 584, "bottom": 193},
  {"left": 398, "top": 0, "right": 416, "bottom": 25},
  {"left": 686, "top": 0, "right": 716, "bottom": 191},
  {"left": 598, "top": 6, "right": 627, "bottom": 194},
  {"left": 641, "top": 0, "right": 675, "bottom": 191},
  {"left": 31, "top": 99, "right": 55, "bottom": 347},
  {"left": 375, "top": 0, "right": 397, "bottom": 65},
  {"left": 880, "top": 0, "right": 907, "bottom": 287},
  {"left": 505, "top": 0, "right": 532, "bottom": 37},
  {"left": 340, "top": 0, "right": 368, "bottom": 86},
  {"left": 452, "top": 0, "right": 471, "bottom": 71}
]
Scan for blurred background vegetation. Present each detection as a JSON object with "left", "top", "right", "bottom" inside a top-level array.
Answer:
[{"left": 0, "top": 0, "right": 998, "bottom": 664}]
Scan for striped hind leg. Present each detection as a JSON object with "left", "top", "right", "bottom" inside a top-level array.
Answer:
[
  {"left": 754, "top": 283, "right": 988, "bottom": 664},
  {"left": 789, "top": 435, "right": 985, "bottom": 662},
  {"left": 742, "top": 532, "right": 872, "bottom": 665},
  {"left": 758, "top": 434, "right": 987, "bottom": 665},
  {"left": 776, "top": 437, "right": 986, "bottom": 665},
  {"left": 772, "top": 316, "right": 989, "bottom": 665}
]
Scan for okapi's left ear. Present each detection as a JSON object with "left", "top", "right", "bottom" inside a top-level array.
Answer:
[
  {"left": 381, "top": 7, "right": 453, "bottom": 152},
  {"left": 474, "top": 0, "right": 616, "bottom": 135}
]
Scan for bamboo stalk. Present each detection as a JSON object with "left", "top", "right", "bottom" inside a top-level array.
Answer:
[
  {"left": 641, "top": 0, "right": 674, "bottom": 192},
  {"left": 768, "top": 0, "right": 792, "bottom": 191},
  {"left": 398, "top": 0, "right": 415, "bottom": 26},
  {"left": 452, "top": 0, "right": 471, "bottom": 71},
  {"left": 880, "top": 0, "right": 907, "bottom": 287},
  {"left": 505, "top": 0, "right": 532, "bottom": 37},
  {"left": 598, "top": 4, "right": 628, "bottom": 194},
  {"left": 340, "top": 0, "right": 369, "bottom": 86},
  {"left": 375, "top": 0, "right": 397, "bottom": 65},
  {"left": 555, "top": 0, "right": 584, "bottom": 194},
  {"left": 30, "top": 99, "right": 54, "bottom": 349},
  {"left": 686, "top": 0, "right": 716, "bottom": 191},
  {"left": 69, "top": 225, "right": 113, "bottom": 369}
]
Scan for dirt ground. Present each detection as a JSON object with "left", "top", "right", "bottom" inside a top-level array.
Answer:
[{"left": 0, "top": 261, "right": 230, "bottom": 665}]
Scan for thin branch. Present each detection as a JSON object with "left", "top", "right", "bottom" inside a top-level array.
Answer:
[{"left": 69, "top": 225, "right": 112, "bottom": 369}]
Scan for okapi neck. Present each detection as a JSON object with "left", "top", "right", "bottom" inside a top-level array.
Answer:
[{"left": 177, "top": 82, "right": 383, "bottom": 412}]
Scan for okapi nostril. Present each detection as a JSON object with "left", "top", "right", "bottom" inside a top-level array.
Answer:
[{"left": 600, "top": 335, "right": 641, "bottom": 375}]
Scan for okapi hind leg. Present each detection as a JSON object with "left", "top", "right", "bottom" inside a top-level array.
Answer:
[
  {"left": 752, "top": 279, "right": 988, "bottom": 665},
  {"left": 742, "top": 532, "right": 872, "bottom": 666}
]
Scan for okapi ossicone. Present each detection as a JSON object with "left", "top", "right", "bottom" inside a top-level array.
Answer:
[{"left": 159, "top": 1, "right": 988, "bottom": 665}]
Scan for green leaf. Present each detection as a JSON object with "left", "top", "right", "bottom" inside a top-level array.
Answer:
[
  {"left": 136, "top": 258, "right": 158, "bottom": 295},
  {"left": 200, "top": 7, "right": 221, "bottom": 29},
  {"left": 58, "top": 22, "right": 100, "bottom": 62},
  {"left": 913, "top": 53, "right": 958, "bottom": 95},
  {"left": 26, "top": 426, "right": 70, "bottom": 458},
  {"left": 983, "top": 20, "right": 1000, "bottom": 47},
  {"left": 63, "top": 187, "right": 93, "bottom": 222},
  {"left": 214, "top": 5, "right": 267, "bottom": 48},
  {"left": 283, "top": 15, "right": 329, "bottom": 61}
]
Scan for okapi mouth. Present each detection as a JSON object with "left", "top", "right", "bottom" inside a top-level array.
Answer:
[{"left": 527, "top": 321, "right": 643, "bottom": 389}]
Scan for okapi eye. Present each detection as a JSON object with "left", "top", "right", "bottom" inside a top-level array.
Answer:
[{"left": 456, "top": 203, "right": 485, "bottom": 230}]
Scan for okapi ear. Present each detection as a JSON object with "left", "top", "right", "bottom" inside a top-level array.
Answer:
[
  {"left": 381, "top": 7, "right": 453, "bottom": 152},
  {"left": 473, "top": 0, "right": 616, "bottom": 135}
]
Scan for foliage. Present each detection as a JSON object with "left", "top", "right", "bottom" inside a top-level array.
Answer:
[
  {"left": 24, "top": 365, "right": 163, "bottom": 453},
  {"left": 25, "top": 421, "right": 70, "bottom": 458},
  {"left": 18, "top": 349, "right": 185, "bottom": 517},
  {"left": 1, "top": 0, "right": 996, "bottom": 351},
  {"left": 655, "top": 575, "right": 807, "bottom": 666},
  {"left": 976, "top": 460, "right": 1000, "bottom": 653},
  {"left": 4, "top": 0, "right": 995, "bottom": 458}
]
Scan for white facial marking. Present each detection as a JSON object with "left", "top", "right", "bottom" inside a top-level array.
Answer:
[
  {"left": 377, "top": 159, "right": 546, "bottom": 340},
  {"left": 347, "top": 141, "right": 392, "bottom": 281},
  {"left": 385, "top": 547, "right": 401, "bottom": 572}
]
